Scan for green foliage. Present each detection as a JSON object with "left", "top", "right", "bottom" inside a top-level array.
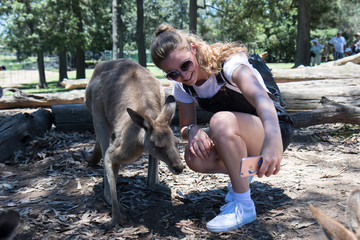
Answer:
[{"left": 0, "top": 0, "right": 359, "bottom": 70}]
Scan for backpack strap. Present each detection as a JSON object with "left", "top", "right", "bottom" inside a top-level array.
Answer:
[
  {"left": 182, "top": 83, "right": 197, "bottom": 97},
  {"left": 182, "top": 70, "right": 227, "bottom": 97}
]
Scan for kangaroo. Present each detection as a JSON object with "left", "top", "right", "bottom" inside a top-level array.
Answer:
[
  {"left": 85, "top": 59, "right": 184, "bottom": 227},
  {"left": 310, "top": 188, "right": 360, "bottom": 240}
]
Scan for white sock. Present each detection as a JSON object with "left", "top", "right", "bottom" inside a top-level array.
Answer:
[{"left": 232, "top": 189, "right": 253, "bottom": 207}]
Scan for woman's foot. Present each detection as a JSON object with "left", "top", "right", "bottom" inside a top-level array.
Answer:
[{"left": 206, "top": 199, "right": 256, "bottom": 232}]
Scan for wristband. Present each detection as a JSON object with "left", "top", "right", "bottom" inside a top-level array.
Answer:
[{"left": 185, "top": 124, "right": 195, "bottom": 135}]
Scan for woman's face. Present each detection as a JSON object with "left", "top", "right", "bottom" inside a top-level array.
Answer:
[{"left": 159, "top": 44, "right": 198, "bottom": 86}]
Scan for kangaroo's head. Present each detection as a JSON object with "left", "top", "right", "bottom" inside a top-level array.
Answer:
[
  {"left": 127, "top": 95, "right": 184, "bottom": 174},
  {"left": 310, "top": 188, "right": 360, "bottom": 240}
]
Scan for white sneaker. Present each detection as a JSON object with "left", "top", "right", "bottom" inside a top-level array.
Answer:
[
  {"left": 206, "top": 200, "right": 257, "bottom": 232},
  {"left": 225, "top": 176, "right": 254, "bottom": 202}
]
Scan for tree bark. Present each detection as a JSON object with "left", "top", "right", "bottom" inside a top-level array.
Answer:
[
  {"left": 0, "top": 109, "right": 52, "bottom": 162},
  {"left": 72, "top": 0, "right": 86, "bottom": 79},
  {"left": 279, "top": 78, "right": 359, "bottom": 112},
  {"left": 51, "top": 103, "right": 93, "bottom": 131},
  {"left": 0, "top": 89, "right": 85, "bottom": 109},
  {"left": 60, "top": 78, "right": 88, "bottom": 90},
  {"left": 37, "top": 51, "right": 47, "bottom": 88},
  {"left": 112, "top": 0, "right": 118, "bottom": 60},
  {"left": 290, "top": 97, "right": 360, "bottom": 128},
  {"left": 118, "top": 3, "right": 124, "bottom": 59},
  {"left": 189, "top": 0, "right": 198, "bottom": 33},
  {"left": 58, "top": 48, "right": 68, "bottom": 86},
  {"left": 136, "top": 0, "right": 146, "bottom": 67},
  {"left": 294, "top": 0, "right": 311, "bottom": 67},
  {"left": 272, "top": 61, "right": 360, "bottom": 83}
]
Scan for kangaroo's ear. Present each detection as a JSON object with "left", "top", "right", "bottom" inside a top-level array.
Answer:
[
  {"left": 157, "top": 95, "right": 176, "bottom": 124},
  {"left": 309, "top": 203, "right": 357, "bottom": 240},
  {"left": 127, "top": 108, "right": 153, "bottom": 131}
]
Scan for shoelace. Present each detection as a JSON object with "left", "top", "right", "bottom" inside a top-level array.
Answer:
[{"left": 219, "top": 201, "right": 245, "bottom": 225}]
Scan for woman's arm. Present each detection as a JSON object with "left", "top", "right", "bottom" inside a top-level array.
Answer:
[
  {"left": 179, "top": 101, "right": 213, "bottom": 159},
  {"left": 232, "top": 64, "right": 283, "bottom": 178}
]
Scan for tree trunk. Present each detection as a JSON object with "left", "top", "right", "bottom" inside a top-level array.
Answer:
[
  {"left": 72, "top": 0, "right": 86, "bottom": 79},
  {"left": 118, "top": 2, "right": 124, "bottom": 58},
  {"left": 189, "top": 0, "right": 198, "bottom": 33},
  {"left": 136, "top": 0, "right": 146, "bottom": 67},
  {"left": 294, "top": 0, "right": 311, "bottom": 67},
  {"left": 75, "top": 47, "right": 86, "bottom": 79},
  {"left": 112, "top": 0, "right": 118, "bottom": 60},
  {"left": 58, "top": 48, "right": 68, "bottom": 86},
  {"left": 37, "top": 51, "right": 47, "bottom": 88}
]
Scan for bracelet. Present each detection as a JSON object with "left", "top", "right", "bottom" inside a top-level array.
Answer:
[{"left": 184, "top": 124, "right": 195, "bottom": 135}]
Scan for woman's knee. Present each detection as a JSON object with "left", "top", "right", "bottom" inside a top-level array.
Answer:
[{"left": 209, "top": 112, "right": 238, "bottom": 140}]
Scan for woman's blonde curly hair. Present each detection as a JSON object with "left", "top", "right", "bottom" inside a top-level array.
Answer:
[{"left": 150, "top": 24, "right": 248, "bottom": 76}]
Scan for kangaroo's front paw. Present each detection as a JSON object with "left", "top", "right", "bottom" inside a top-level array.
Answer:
[{"left": 148, "top": 182, "right": 171, "bottom": 196}]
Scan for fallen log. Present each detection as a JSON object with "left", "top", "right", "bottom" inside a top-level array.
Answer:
[
  {"left": 51, "top": 96, "right": 360, "bottom": 130},
  {"left": 322, "top": 52, "right": 360, "bottom": 66},
  {"left": 0, "top": 109, "right": 52, "bottom": 162},
  {"left": 279, "top": 78, "right": 360, "bottom": 112},
  {"left": 290, "top": 97, "right": 360, "bottom": 128},
  {"left": 51, "top": 102, "right": 213, "bottom": 131},
  {"left": 61, "top": 78, "right": 89, "bottom": 90},
  {"left": 60, "top": 77, "right": 173, "bottom": 90},
  {"left": 272, "top": 62, "right": 360, "bottom": 83},
  {"left": 51, "top": 103, "right": 93, "bottom": 131},
  {"left": 0, "top": 89, "right": 85, "bottom": 109},
  {"left": 1, "top": 79, "right": 358, "bottom": 113}
]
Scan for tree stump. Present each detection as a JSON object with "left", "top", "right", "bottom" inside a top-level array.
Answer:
[{"left": 0, "top": 109, "right": 52, "bottom": 162}]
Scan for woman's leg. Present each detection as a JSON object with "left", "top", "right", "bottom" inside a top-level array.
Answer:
[
  {"left": 202, "top": 111, "right": 265, "bottom": 232},
  {"left": 184, "top": 111, "right": 265, "bottom": 193},
  {"left": 209, "top": 111, "right": 264, "bottom": 193}
]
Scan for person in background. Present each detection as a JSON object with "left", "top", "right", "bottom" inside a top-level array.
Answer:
[
  {"left": 345, "top": 47, "right": 353, "bottom": 56},
  {"left": 328, "top": 30, "right": 347, "bottom": 60},
  {"left": 351, "top": 32, "right": 360, "bottom": 54},
  {"left": 150, "top": 24, "right": 294, "bottom": 232},
  {"left": 310, "top": 38, "right": 324, "bottom": 66}
]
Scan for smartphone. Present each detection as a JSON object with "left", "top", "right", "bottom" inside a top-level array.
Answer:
[{"left": 240, "top": 156, "right": 263, "bottom": 177}]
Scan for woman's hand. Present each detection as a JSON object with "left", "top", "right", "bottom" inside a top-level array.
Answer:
[
  {"left": 258, "top": 134, "right": 283, "bottom": 178},
  {"left": 188, "top": 127, "right": 213, "bottom": 160}
]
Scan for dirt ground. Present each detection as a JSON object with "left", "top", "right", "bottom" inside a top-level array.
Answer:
[{"left": 0, "top": 107, "right": 359, "bottom": 240}]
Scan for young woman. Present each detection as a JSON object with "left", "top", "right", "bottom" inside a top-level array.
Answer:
[{"left": 150, "top": 25, "right": 293, "bottom": 232}]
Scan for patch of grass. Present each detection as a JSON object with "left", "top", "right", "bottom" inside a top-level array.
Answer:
[
  {"left": 267, "top": 62, "right": 294, "bottom": 69},
  {"left": 147, "top": 63, "right": 165, "bottom": 79}
]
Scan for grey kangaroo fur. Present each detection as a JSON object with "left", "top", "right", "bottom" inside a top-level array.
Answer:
[
  {"left": 85, "top": 59, "right": 184, "bottom": 227},
  {"left": 310, "top": 188, "right": 360, "bottom": 240}
]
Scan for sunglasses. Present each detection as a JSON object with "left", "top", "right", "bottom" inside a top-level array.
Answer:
[{"left": 165, "top": 60, "right": 194, "bottom": 80}]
